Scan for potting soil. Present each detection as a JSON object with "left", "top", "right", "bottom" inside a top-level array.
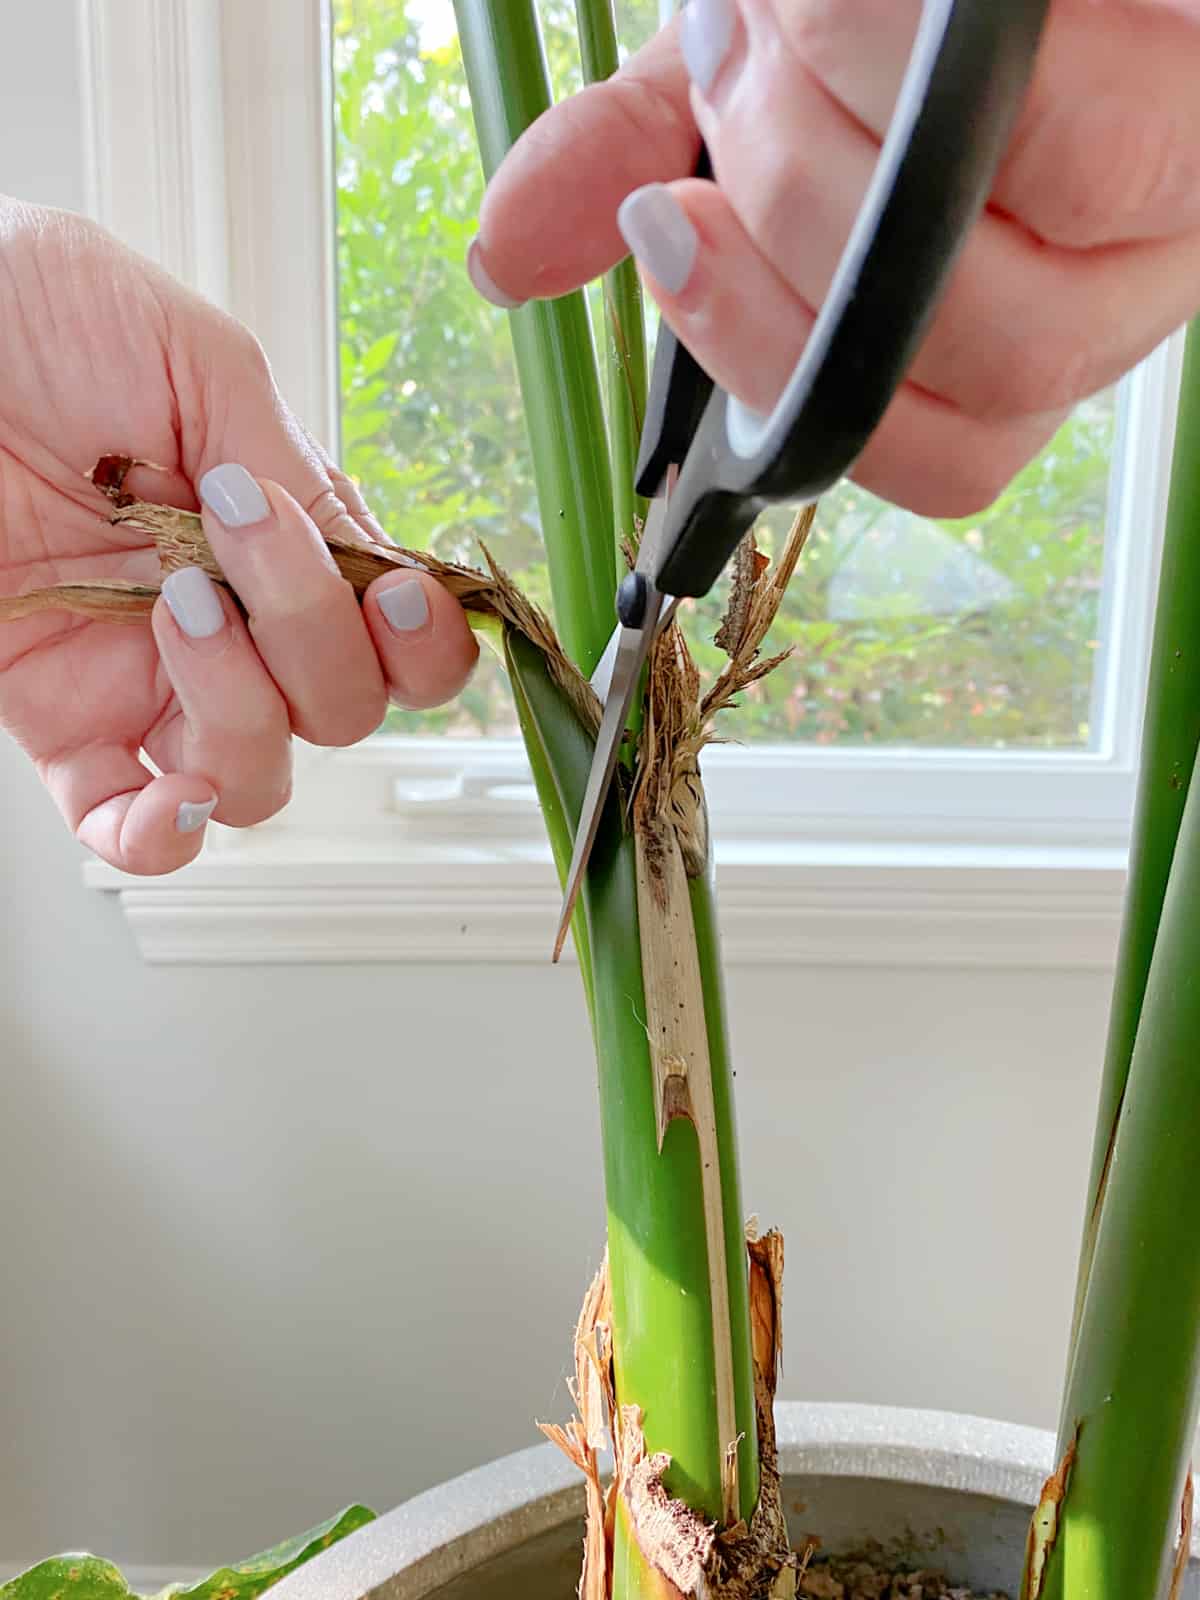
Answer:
[{"left": 799, "top": 1557, "right": 1008, "bottom": 1599}]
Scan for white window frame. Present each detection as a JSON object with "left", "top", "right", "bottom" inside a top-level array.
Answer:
[{"left": 76, "top": 0, "right": 1182, "bottom": 968}]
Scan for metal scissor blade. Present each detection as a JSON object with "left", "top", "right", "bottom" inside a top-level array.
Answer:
[
  {"left": 589, "top": 492, "right": 678, "bottom": 701},
  {"left": 552, "top": 614, "right": 658, "bottom": 962},
  {"left": 590, "top": 592, "right": 676, "bottom": 701}
]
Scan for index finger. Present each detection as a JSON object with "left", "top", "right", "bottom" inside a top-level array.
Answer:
[{"left": 470, "top": 20, "right": 698, "bottom": 305}]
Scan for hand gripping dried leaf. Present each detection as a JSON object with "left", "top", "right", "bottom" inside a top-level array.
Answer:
[{"left": 0, "top": 457, "right": 599, "bottom": 736}]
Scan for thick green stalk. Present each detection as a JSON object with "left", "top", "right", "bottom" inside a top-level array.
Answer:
[
  {"left": 603, "top": 264, "right": 649, "bottom": 547},
  {"left": 454, "top": 0, "right": 615, "bottom": 676},
  {"left": 573, "top": 0, "right": 620, "bottom": 80},
  {"left": 1035, "top": 743, "right": 1200, "bottom": 1598},
  {"left": 459, "top": 8, "right": 762, "bottom": 1588},
  {"left": 506, "top": 635, "right": 759, "bottom": 1534},
  {"left": 1062, "top": 323, "right": 1200, "bottom": 1397},
  {"left": 574, "top": 0, "right": 650, "bottom": 554}
]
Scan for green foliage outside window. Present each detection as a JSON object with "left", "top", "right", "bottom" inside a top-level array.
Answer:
[{"left": 333, "top": 0, "right": 1114, "bottom": 748}]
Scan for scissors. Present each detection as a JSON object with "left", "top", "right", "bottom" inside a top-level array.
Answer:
[{"left": 554, "top": 0, "right": 1051, "bottom": 960}]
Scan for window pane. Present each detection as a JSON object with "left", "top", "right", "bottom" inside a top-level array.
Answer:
[{"left": 333, "top": 1, "right": 1114, "bottom": 750}]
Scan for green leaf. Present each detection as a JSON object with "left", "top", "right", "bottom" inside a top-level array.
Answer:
[
  {"left": 358, "top": 331, "right": 399, "bottom": 380},
  {"left": 344, "top": 378, "right": 389, "bottom": 411},
  {"left": 1, "top": 1507, "right": 376, "bottom": 1600},
  {"left": 341, "top": 408, "right": 391, "bottom": 447}
]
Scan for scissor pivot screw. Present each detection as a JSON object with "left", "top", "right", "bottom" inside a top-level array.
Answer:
[{"left": 616, "top": 573, "right": 650, "bottom": 630}]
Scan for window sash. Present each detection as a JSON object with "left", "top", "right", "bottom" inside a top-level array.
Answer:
[{"left": 79, "top": 0, "right": 1185, "bottom": 862}]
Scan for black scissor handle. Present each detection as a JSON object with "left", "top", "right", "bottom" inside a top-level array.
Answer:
[
  {"left": 651, "top": 0, "right": 1050, "bottom": 600},
  {"left": 635, "top": 146, "right": 714, "bottom": 498}
]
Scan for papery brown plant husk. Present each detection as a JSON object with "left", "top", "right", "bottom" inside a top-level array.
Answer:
[{"left": 542, "top": 1230, "right": 800, "bottom": 1600}]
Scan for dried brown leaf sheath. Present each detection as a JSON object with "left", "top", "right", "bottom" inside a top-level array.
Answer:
[
  {"left": 1168, "top": 1469, "right": 1194, "bottom": 1600},
  {"left": 543, "top": 1237, "right": 796, "bottom": 1600},
  {"left": 539, "top": 1258, "right": 616, "bottom": 1600},
  {"left": 0, "top": 580, "right": 163, "bottom": 623},
  {"left": 1021, "top": 1429, "right": 1079, "bottom": 1600},
  {"left": 631, "top": 505, "right": 816, "bottom": 877}
]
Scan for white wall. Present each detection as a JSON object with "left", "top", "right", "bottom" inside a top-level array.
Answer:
[
  {"left": 0, "top": 1, "right": 87, "bottom": 214},
  {"left": 0, "top": 1, "right": 1112, "bottom": 1577}
]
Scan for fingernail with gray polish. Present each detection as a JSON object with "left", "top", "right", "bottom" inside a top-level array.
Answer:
[
  {"left": 176, "top": 797, "right": 217, "bottom": 835},
  {"left": 618, "top": 185, "right": 698, "bottom": 295},
  {"left": 379, "top": 580, "right": 430, "bottom": 634},
  {"left": 680, "top": 0, "right": 737, "bottom": 97},
  {"left": 163, "top": 565, "right": 226, "bottom": 639},
  {"left": 467, "top": 238, "right": 524, "bottom": 310},
  {"left": 199, "top": 463, "right": 271, "bottom": 528}
]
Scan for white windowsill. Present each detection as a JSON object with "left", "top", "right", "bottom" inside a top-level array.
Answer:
[{"left": 83, "top": 829, "right": 1126, "bottom": 970}]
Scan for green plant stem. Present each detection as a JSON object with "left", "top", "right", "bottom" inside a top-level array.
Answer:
[
  {"left": 573, "top": 0, "right": 650, "bottom": 557},
  {"left": 454, "top": 0, "right": 615, "bottom": 676},
  {"left": 1062, "top": 322, "right": 1200, "bottom": 1400},
  {"left": 573, "top": 0, "right": 620, "bottom": 80},
  {"left": 1036, "top": 740, "right": 1200, "bottom": 1598},
  {"left": 507, "top": 636, "right": 758, "bottom": 1531},
  {"left": 460, "top": 8, "right": 762, "bottom": 1588}
]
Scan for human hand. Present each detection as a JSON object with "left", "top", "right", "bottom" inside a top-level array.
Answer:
[
  {"left": 0, "top": 200, "right": 477, "bottom": 873},
  {"left": 469, "top": 0, "right": 1200, "bottom": 517}
]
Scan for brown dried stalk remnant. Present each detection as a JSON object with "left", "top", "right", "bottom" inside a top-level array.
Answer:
[
  {"left": 702, "top": 506, "right": 816, "bottom": 729},
  {"left": 1168, "top": 1468, "right": 1194, "bottom": 1600},
  {"left": 539, "top": 1258, "right": 616, "bottom": 1600},
  {"left": 1021, "top": 1428, "right": 1079, "bottom": 1600},
  {"left": 634, "top": 624, "right": 709, "bottom": 877},
  {"left": 713, "top": 536, "right": 767, "bottom": 658},
  {"left": 85, "top": 452, "right": 160, "bottom": 506},
  {"left": 0, "top": 580, "right": 164, "bottom": 623},
  {"left": 704, "top": 1227, "right": 801, "bottom": 1600},
  {"left": 544, "top": 1236, "right": 797, "bottom": 1600},
  {"left": 633, "top": 505, "right": 816, "bottom": 882},
  {"left": 620, "top": 1409, "right": 717, "bottom": 1597},
  {"left": 0, "top": 455, "right": 601, "bottom": 736}
]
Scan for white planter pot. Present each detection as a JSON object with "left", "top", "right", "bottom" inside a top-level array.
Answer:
[{"left": 268, "top": 1403, "right": 1198, "bottom": 1599}]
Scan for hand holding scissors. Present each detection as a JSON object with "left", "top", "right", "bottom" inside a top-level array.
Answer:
[{"left": 555, "top": 0, "right": 1051, "bottom": 957}]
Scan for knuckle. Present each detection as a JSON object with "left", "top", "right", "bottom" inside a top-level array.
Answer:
[
  {"left": 722, "top": 96, "right": 823, "bottom": 270},
  {"left": 389, "top": 657, "right": 474, "bottom": 715},
  {"left": 231, "top": 699, "right": 290, "bottom": 747},
  {"left": 931, "top": 463, "right": 1012, "bottom": 520},
  {"left": 300, "top": 693, "right": 387, "bottom": 750},
  {"left": 739, "top": 146, "right": 813, "bottom": 264},
  {"left": 304, "top": 488, "right": 358, "bottom": 543},
  {"left": 116, "top": 846, "right": 173, "bottom": 878},
  {"left": 1106, "top": 103, "right": 1195, "bottom": 235},
  {"left": 931, "top": 427, "right": 1052, "bottom": 519},
  {"left": 226, "top": 320, "right": 274, "bottom": 389},
  {"left": 974, "top": 331, "right": 1094, "bottom": 423},
  {"left": 1023, "top": 99, "right": 1194, "bottom": 247},
  {"left": 221, "top": 774, "right": 293, "bottom": 829},
  {"left": 883, "top": 434, "right": 1025, "bottom": 520},
  {"left": 608, "top": 72, "right": 694, "bottom": 171}
]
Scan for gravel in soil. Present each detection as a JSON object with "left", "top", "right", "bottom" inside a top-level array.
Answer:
[{"left": 799, "top": 1557, "right": 1008, "bottom": 1599}]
